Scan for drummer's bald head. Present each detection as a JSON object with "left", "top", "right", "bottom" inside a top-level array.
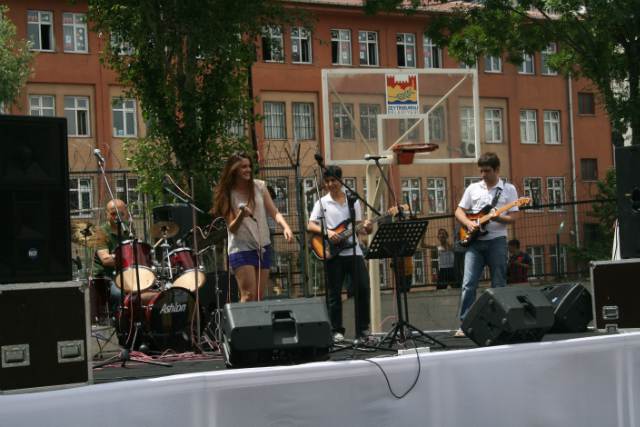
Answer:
[
  {"left": 107, "top": 199, "right": 126, "bottom": 211},
  {"left": 106, "top": 199, "right": 128, "bottom": 223}
]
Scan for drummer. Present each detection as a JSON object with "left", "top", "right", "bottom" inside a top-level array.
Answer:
[{"left": 93, "top": 199, "right": 130, "bottom": 316}]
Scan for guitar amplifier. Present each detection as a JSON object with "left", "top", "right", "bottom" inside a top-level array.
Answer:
[
  {"left": 0, "top": 281, "right": 92, "bottom": 394},
  {"left": 590, "top": 259, "right": 640, "bottom": 329}
]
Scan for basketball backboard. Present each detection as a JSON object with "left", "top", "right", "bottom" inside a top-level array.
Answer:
[{"left": 321, "top": 69, "right": 480, "bottom": 166}]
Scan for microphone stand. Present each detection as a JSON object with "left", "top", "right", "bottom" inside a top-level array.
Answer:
[
  {"left": 310, "top": 169, "right": 331, "bottom": 317},
  {"left": 92, "top": 155, "right": 171, "bottom": 368}
]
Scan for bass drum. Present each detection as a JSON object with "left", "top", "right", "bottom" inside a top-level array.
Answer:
[{"left": 117, "top": 288, "right": 204, "bottom": 353}]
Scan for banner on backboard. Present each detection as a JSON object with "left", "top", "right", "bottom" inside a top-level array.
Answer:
[{"left": 386, "top": 74, "right": 419, "bottom": 115}]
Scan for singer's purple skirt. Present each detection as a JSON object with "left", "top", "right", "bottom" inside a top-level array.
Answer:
[{"left": 229, "top": 245, "right": 271, "bottom": 271}]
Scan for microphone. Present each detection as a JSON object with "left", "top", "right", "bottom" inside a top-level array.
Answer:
[
  {"left": 93, "top": 149, "right": 106, "bottom": 164},
  {"left": 239, "top": 203, "right": 257, "bottom": 222},
  {"left": 364, "top": 154, "right": 387, "bottom": 161}
]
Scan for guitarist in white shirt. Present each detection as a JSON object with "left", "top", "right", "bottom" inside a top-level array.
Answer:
[
  {"left": 454, "top": 153, "right": 519, "bottom": 337},
  {"left": 308, "top": 166, "right": 373, "bottom": 343}
]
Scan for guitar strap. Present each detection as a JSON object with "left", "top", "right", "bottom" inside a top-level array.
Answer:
[{"left": 490, "top": 187, "right": 503, "bottom": 210}]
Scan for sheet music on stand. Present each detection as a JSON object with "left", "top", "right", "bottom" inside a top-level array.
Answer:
[{"left": 365, "top": 219, "right": 429, "bottom": 261}]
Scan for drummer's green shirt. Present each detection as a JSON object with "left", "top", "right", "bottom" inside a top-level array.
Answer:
[{"left": 92, "top": 221, "right": 131, "bottom": 277}]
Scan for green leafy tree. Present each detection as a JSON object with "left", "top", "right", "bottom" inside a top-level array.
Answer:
[
  {"left": 80, "top": 0, "right": 315, "bottom": 214},
  {"left": 568, "top": 167, "right": 617, "bottom": 264},
  {"left": 0, "top": 5, "right": 37, "bottom": 111},
  {"left": 362, "top": 0, "right": 640, "bottom": 146}
]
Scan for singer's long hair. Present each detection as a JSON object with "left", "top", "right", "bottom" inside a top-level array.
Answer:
[{"left": 212, "top": 151, "right": 256, "bottom": 218}]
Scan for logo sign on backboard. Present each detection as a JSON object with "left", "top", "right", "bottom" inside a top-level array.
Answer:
[{"left": 386, "top": 74, "right": 419, "bottom": 115}]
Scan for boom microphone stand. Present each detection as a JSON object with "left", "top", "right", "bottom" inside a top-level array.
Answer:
[
  {"left": 310, "top": 169, "right": 331, "bottom": 316},
  {"left": 92, "top": 149, "right": 171, "bottom": 369}
]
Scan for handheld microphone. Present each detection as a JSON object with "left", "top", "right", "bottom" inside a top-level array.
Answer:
[
  {"left": 93, "top": 149, "right": 106, "bottom": 164},
  {"left": 364, "top": 154, "right": 387, "bottom": 161},
  {"left": 239, "top": 203, "right": 257, "bottom": 222}
]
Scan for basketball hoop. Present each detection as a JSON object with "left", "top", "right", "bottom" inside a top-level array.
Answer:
[{"left": 392, "top": 143, "right": 439, "bottom": 164}]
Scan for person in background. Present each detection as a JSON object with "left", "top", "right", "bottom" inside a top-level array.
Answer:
[
  {"left": 453, "top": 224, "right": 467, "bottom": 289},
  {"left": 507, "top": 239, "right": 533, "bottom": 283},
  {"left": 421, "top": 228, "right": 456, "bottom": 290}
]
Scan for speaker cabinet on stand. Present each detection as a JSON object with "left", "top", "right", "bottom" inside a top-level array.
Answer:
[{"left": 615, "top": 145, "right": 640, "bottom": 259}]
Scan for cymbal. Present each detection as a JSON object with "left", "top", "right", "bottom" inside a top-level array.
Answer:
[
  {"left": 197, "top": 227, "right": 227, "bottom": 249},
  {"left": 70, "top": 220, "right": 110, "bottom": 247},
  {"left": 149, "top": 221, "right": 179, "bottom": 239}
]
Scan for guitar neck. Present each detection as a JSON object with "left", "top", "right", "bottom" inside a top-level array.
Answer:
[{"left": 477, "top": 201, "right": 517, "bottom": 225}]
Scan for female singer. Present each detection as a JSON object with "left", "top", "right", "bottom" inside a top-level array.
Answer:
[{"left": 212, "top": 151, "right": 293, "bottom": 302}]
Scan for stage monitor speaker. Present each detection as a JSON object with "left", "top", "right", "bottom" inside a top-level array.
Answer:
[
  {"left": 0, "top": 115, "right": 72, "bottom": 284},
  {"left": 615, "top": 145, "right": 640, "bottom": 259},
  {"left": 541, "top": 283, "right": 593, "bottom": 333},
  {"left": 461, "top": 287, "right": 555, "bottom": 347},
  {"left": 152, "top": 204, "right": 193, "bottom": 246},
  {"left": 221, "top": 298, "right": 332, "bottom": 368},
  {"left": 590, "top": 259, "right": 640, "bottom": 329}
]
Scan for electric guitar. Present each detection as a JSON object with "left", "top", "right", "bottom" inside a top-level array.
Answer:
[
  {"left": 310, "top": 205, "right": 409, "bottom": 260},
  {"left": 457, "top": 198, "right": 530, "bottom": 247}
]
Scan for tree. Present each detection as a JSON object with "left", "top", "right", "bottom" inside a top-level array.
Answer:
[
  {"left": 80, "top": 0, "right": 314, "bottom": 213},
  {"left": 362, "top": 0, "right": 640, "bottom": 146},
  {"left": 0, "top": 5, "right": 37, "bottom": 111}
]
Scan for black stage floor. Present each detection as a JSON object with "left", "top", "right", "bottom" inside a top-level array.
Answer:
[{"left": 91, "top": 330, "right": 604, "bottom": 385}]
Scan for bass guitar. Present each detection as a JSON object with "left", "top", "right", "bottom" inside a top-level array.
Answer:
[
  {"left": 458, "top": 198, "right": 530, "bottom": 247},
  {"left": 310, "top": 204, "right": 409, "bottom": 260}
]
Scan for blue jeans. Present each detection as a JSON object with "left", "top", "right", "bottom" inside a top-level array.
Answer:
[
  {"left": 459, "top": 236, "right": 508, "bottom": 321},
  {"left": 110, "top": 280, "right": 123, "bottom": 317}
]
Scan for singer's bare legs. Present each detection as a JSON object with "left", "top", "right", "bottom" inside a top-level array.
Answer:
[{"left": 234, "top": 265, "right": 270, "bottom": 302}]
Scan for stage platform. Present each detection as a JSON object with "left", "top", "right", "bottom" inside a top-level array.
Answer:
[{"left": 1, "top": 329, "right": 639, "bottom": 427}]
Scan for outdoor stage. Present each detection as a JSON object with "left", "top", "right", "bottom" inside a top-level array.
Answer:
[{"left": 1, "top": 330, "right": 638, "bottom": 427}]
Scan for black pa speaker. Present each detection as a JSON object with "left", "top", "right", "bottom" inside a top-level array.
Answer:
[
  {"left": 615, "top": 145, "right": 640, "bottom": 259},
  {"left": 0, "top": 115, "right": 72, "bottom": 283},
  {"left": 221, "top": 298, "right": 332, "bottom": 368},
  {"left": 541, "top": 283, "right": 593, "bottom": 333},
  {"left": 461, "top": 287, "right": 555, "bottom": 347},
  {"left": 152, "top": 204, "right": 193, "bottom": 245}
]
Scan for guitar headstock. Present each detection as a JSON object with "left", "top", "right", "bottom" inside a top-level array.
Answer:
[
  {"left": 515, "top": 198, "right": 531, "bottom": 207},
  {"left": 388, "top": 204, "right": 411, "bottom": 215}
]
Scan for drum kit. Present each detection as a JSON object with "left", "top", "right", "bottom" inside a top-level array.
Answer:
[{"left": 71, "top": 218, "right": 226, "bottom": 353}]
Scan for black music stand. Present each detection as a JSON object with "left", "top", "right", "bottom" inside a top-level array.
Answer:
[{"left": 366, "top": 219, "right": 446, "bottom": 349}]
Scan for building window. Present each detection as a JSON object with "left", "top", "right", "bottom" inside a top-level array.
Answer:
[
  {"left": 303, "top": 178, "right": 318, "bottom": 222},
  {"left": 518, "top": 53, "right": 535, "bottom": 74},
  {"left": 484, "top": 55, "right": 502, "bottom": 73},
  {"left": 484, "top": 109, "right": 502, "bottom": 143},
  {"left": 424, "top": 105, "right": 445, "bottom": 141},
  {"left": 113, "top": 98, "right": 137, "bottom": 137},
  {"left": 543, "top": 110, "right": 561, "bottom": 144},
  {"left": 464, "top": 177, "right": 482, "bottom": 189},
  {"left": 292, "top": 102, "right": 315, "bottom": 140},
  {"left": 578, "top": 93, "right": 595, "bottom": 115},
  {"left": 550, "top": 245, "right": 567, "bottom": 277},
  {"left": 62, "top": 13, "right": 87, "bottom": 53},
  {"left": 427, "top": 178, "right": 446, "bottom": 214},
  {"left": 461, "top": 108, "right": 475, "bottom": 142},
  {"left": 266, "top": 177, "right": 289, "bottom": 215},
  {"left": 331, "top": 29, "right": 352, "bottom": 65},
  {"left": 360, "top": 104, "right": 379, "bottom": 140},
  {"left": 523, "top": 177, "right": 543, "bottom": 211},
  {"left": 226, "top": 117, "right": 245, "bottom": 138},
  {"left": 402, "top": 178, "right": 422, "bottom": 213},
  {"left": 27, "top": 11, "right": 54, "bottom": 51},
  {"left": 29, "top": 95, "right": 55, "bottom": 116},
  {"left": 263, "top": 101, "right": 286, "bottom": 140},
  {"left": 332, "top": 103, "right": 354, "bottom": 140},
  {"left": 581, "top": 159, "right": 598, "bottom": 181},
  {"left": 399, "top": 118, "right": 419, "bottom": 141},
  {"left": 460, "top": 61, "right": 477, "bottom": 69},
  {"left": 116, "top": 177, "right": 142, "bottom": 215},
  {"left": 69, "top": 178, "right": 93, "bottom": 217},
  {"left": 111, "top": 33, "right": 135, "bottom": 55},
  {"left": 541, "top": 43, "right": 558, "bottom": 75},
  {"left": 423, "top": 36, "right": 442, "bottom": 68},
  {"left": 262, "top": 27, "right": 283, "bottom": 62},
  {"left": 359, "top": 31, "right": 378, "bottom": 66},
  {"left": 396, "top": 33, "right": 416, "bottom": 68},
  {"left": 65, "top": 97, "right": 90, "bottom": 137},
  {"left": 584, "top": 223, "right": 600, "bottom": 245},
  {"left": 547, "top": 177, "right": 566, "bottom": 211},
  {"left": 527, "top": 246, "right": 544, "bottom": 280},
  {"left": 291, "top": 27, "right": 312, "bottom": 64},
  {"left": 363, "top": 177, "right": 384, "bottom": 215},
  {"left": 341, "top": 177, "right": 356, "bottom": 196},
  {"left": 520, "top": 110, "right": 538, "bottom": 143}
]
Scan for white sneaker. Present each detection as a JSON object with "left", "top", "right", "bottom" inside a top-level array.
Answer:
[
  {"left": 333, "top": 332, "right": 346, "bottom": 343},
  {"left": 454, "top": 329, "right": 466, "bottom": 338}
]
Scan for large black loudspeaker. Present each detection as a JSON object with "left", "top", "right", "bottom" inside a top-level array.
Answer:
[
  {"left": 461, "top": 287, "right": 555, "bottom": 347},
  {"left": 221, "top": 298, "right": 332, "bottom": 368},
  {"left": 152, "top": 204, "right": 193, "bottom": 244},
  {"left": 0, "top": 115, "right": 72, "bottom": 284},
  {"left": 541, "top": 283, "right": 593, "bottom": 333},
  {"left": 615, "top": 145, "right": 640, "bottom": 259},
  {"left": 201, "top": 271, "right": 239, "bottom": 315}
]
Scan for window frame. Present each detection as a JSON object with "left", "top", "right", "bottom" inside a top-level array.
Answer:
[
  {"left": 523, "top": 177, "right": 544, "bottom": 212},
  {"left": 29, "top": 95, "right": 55, "bottom": 117},
  {"left": 578, "top": 93, "right": 595, "bottom": 115},
  {"left": 464, "top": 177, "right": 482, "bottom": 189},
  {"left": 116, "top": 176, "right": 142, "bottom": 217},
  {"left": 27, "top": 10, "right": 54, "bottom": 51},
  {"left": 423, "top": 105, "right": 445, "bottom": 141},
  {"left": 426, "top": 178, "right": 447, "bottom": 214},
  {"left": 520, "top": 109, "right": 538, "bottom": 144},
  {"left": 292, "top": 102, "right": 315, "bottom": 140},
  {"left": 359, "top": 104, "right": 380, "bottom": 140},
  {"left": 262, "top": 27, "right": 284, "bottom": 63},
  {"left": 266, "top": 177, "right": 289, "bottom": 216},
  {"left": 332, "top": 103, "right": 355, "bottom": 140},
  {"left": 581, "top": 158, "right": 598, "bottom": 181},
  {"left": 110, "top": 33, "right": 135, "bottom": 56},
  {"left": 484, "top": 108, "right": 503, "bottom": 143},
  {"left": 484, "top": 55, "right": 502, "bottom": 73},
  {"left": 549, "top": 245, "right": 567, "bottom": 277},
  {"left": 112, "top": 98, "right": 138, "bottom": 137},
  {"left": 402, "top": 177, "right": 422, "bottom": 214},
  {"left": 543, "top": 110, "right": 561, "bottom": 144},
  {"left": 362, "top": 177, "right": 384, "bottom": 215},
  {"left": 69, "top": 177, "right": 93, "bottom": 218},
  {"left": 62, "top": 12, "right": 88, "bottom": 53},
  {"left": 263, "top": 101, "right": 287, "bottom": 140},
  {"left": 423, "top": 36, "right": 442, "bottom": 69},
  {"left": 358, "top": 30, "right": 379, "bottom": 67},
  {"left": 460, "top": 107, "right": 475, "bottom": 142},
  {"left": 518, "top": 52, "right": 535, "bottom": 74},
  {"left": 331, "top": 29, "right": 352, "bottom": 66},
  {"left": 291, "top": 27, "right": 312, "bottom": 64},
  {"left": 527, "top": 246, "right": 544, "bottom": 280},
  {"left": 396, "top": 33, "right": 416, "bottom": 68},
  {"left": 547, "top": 177, "right": 566, "bottom": 212},
  {"left": 64, "top": 96, "right": 90, "bottom": 137},
  {"left": 399, "top": 118, "right": 420, "bottom": 141},
  {"left": 541, "top": 43, "right": 558, "bottom": 75}
]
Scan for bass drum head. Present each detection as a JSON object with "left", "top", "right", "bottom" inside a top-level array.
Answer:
[
  {"left": 146, "top": 288, "right": 203, "bottom": 352},
  {"left": 115, "top": 266, "right": 156, "bottom": 292},
  {"left": 172, "top": 270, "right": 206, "bottom": 291}
]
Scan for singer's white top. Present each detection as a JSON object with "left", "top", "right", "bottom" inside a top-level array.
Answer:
[{"left": 227, "top": 179, "right": 270, "bottom": 256}]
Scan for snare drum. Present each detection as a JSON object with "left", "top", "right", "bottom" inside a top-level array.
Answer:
[
  {"left": 89, "top": 277, "right": 111, "bottom": 326},
  {"left": 168, "top": 248, "right": 206, "bottom": 291},
  {"left": 116, "top": 288, "right": 204, "bottom": 352},
  {"left": 113, "top": 240, "right": 156, "bottom": 292}
]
